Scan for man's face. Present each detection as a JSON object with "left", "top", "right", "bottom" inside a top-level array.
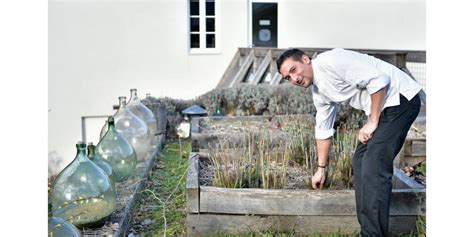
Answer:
[{"left": 279, "top": 55, "right": 314, "bottom": 88}]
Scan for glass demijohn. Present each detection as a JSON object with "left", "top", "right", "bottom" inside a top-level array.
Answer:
[
  {"left": 96, "top": 116, "right": 137, "bottom": 182},
  {"left": 87, "top": 142, "right": 115, "bottom": 184},
  {"left": 126, "top": 88, "right": 157, "bottom": 142},
  {"left": 50, "top": 142, "right": 116, "bottom": 227},
  {"left": 48, "top": 217, "right": 81, "bottom": 237},
  {"left": 99, "top": 119, "right": 108, "bottom": 139},
  {"left": 113, "top": 96, "right": 151, "bottom": 161}
]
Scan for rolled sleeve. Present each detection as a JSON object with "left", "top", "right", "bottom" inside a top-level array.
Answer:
[{"left": 314, "top": 102, "right": 337, "bottom": 139}]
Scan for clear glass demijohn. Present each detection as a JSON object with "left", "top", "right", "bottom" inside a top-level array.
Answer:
[
  {"left": 113, "top": 96, "right": 151, "bottom": 161},
  {"left": 96, "top": 116, "right": 137, "bottom": 182},
  {"left": 50, "top": 142, "right": 116, "bottom": 227},
  {"left": 87, "top": 142, "right": 115, "bottom": 184},
  {"left": 99, "top": 119, "right": 108, "bottom": 139},
  {"left": 48, "top": 217, "right": 81, "bottom": 237},
  {"left": 126, "top": 88, "right": 157, "bottom": 142}
]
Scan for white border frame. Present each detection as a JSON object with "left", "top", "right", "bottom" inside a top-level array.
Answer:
[{"left": 188, "top": 0, "right": 221, "bottom": 55}]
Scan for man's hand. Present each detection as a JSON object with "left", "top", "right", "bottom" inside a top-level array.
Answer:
[
  {"left": 359, "top": 85, "right": 386, "bottom": 144},
  {"left": 312, "top": 168, "right": 326, "bottom": 190},
  {"left": 358, "top": 120, "right": 378, "bottom": 144}
]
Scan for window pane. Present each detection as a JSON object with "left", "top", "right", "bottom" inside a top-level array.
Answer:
[
  {"left": 206, "top": 0, "right": 215, "bottom": 16},
  {"left": 191, "top": 34, "right": 200, "bottom": 48},
  {"left": 206, "top": 18, "right": 215, "bottom": 32},
  {"left": 190, "top": 18, "right": 200, "bottom": 32},
  {"left": 206, "top": 34, "right": 215, "bottom": 48},
  {"left": 190, "top": 0, "right": 199, "bottom": 16}
]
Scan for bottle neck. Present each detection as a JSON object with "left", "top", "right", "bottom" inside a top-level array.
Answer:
[
  {"left": 107, "top": 116, "right": 115, "bottom": 129},
  {"left": 75, "top": 143, "right": 87, "bottom": 160},
  {"left": 87, "top": 144, "right": 95, "bottom": 158},
  {"left": 130, "top": 89, "right": 139, "bottom": 102},
  {"left": 119, "top": 96, "right": 127, "bottom": 109}
]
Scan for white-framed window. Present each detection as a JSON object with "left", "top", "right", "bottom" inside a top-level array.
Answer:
[{"left": 188, "top": 0, "right": 220, "bottom": 54}]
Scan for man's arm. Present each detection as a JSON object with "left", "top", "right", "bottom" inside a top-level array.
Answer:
[
  {"left": 358, "top": 86, "right": 387, "bottom": 143},
  {"left": 312, "top": 138, "right": 331, "bottom": 189}
]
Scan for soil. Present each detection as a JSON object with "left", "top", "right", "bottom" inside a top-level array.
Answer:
[{"left": 198, "top": 158, "right": 353, "bottom": 190}]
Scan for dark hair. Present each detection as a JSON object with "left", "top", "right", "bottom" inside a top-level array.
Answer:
[{"left": 276, "top": 48, "right": 307, "bottom": 73}]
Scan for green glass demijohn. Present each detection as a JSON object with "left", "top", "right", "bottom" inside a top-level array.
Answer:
[
  {"left": 113, "top": 96, "right": 150, "bottom": 161},
  {"left": 96, "top": 116, "right": 137, "bottom": 182},
  {"left": 48, "top": 217, "right": 81, "bottom": 237},
  {"left": 87, "top": 142, "right": 115, "bottom": 184},
  {"left": 50, "top": 142, "right": 116, "bottom": 227},
  {"left": 126, "top": 88, "right": 157, "bottom": 142}
]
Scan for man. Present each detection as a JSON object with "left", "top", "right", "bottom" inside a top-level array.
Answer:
[{"left": 277, "top": 48, "right": 421, "bottom": 237}]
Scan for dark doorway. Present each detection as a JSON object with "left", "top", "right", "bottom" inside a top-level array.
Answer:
[{"left": 252, "top": 3, "right": 277, "bottom": 47}]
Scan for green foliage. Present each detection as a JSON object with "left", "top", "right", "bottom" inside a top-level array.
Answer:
[
  {"left": 137, "top": 141, "right": 190, "bottom": 236},
  {"left": 209, "top": 131, "right": 291, "bottom": 189},
  {"left": 143, "top": 84, "right": 366, "bottom": 139},
  {"left": 195, "top": 84, "right": 316, "bottom": 116},
  {"left": 405, "top": 215, "right": 426, "bottom": 237},
  {"left": 416, "top": 162, "right": 426, "bottom": 176},
  {"left": 326, "top": 127, "right": 358, "bottom": 189},
  {"left": 145, "top": 96, "right": 192, "bottom": 117},
  {"left": 194, "top": 84, "right": 366, "bottom": 127},
  {"left": 208, "top": 116, "right": 358, "bottom": 190}
]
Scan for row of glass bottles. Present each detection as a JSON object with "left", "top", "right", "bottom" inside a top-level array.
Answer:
[
  {"left": 100, "top": 89, "right": 157, "bottom": 161},
  {"left": 49, "top": 89, "right": 156, "bottom": 229}
]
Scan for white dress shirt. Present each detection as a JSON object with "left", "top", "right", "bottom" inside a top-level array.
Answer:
[{"left": 311, "top": 48, "right": 422, "bottom": 139}]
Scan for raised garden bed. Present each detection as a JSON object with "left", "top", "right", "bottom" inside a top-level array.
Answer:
[
  {"left": 187, "top": 115, "right": 426, "bottom": 236},
  {"left": 187, "top": 152, "right": 425, "bottom": 236}
]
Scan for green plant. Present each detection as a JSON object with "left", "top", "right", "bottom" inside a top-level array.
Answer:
[
  {"left": 133, "top": 142, "right": 190, "bottom": 236},
  {"left": 416, "top": 162, "right": 426, "bottom": 176},
  {"left": 326, "top": 127, "right": 358, "bottom": 189},
  {"left": 207, "top": 114, "right": 360, "bottom": 190},
  {"left": 210, "top": 131, "right": 291, "bottom": 189},
  {"left": 405, "top": 215, "right": 426, "bottom": 237}
]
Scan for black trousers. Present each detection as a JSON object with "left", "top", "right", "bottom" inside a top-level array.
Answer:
[{"left": 352, "top": 94, "right": 421, "bottom": 237}]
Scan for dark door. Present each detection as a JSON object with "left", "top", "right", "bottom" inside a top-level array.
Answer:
[{"left": 252, "top": 3, "right": 277, "bottom": 47}]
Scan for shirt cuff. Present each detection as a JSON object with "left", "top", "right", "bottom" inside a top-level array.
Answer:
[{"left": 315, "top": 127, "right": 335, "bottom": 139}]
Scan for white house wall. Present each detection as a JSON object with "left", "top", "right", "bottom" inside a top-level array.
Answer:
[
  {"left": 49, "top": 0, "right": 425, "bottom": 175},
  {"left": 277, "top": 0, "right": 425, "bottom": 50}
]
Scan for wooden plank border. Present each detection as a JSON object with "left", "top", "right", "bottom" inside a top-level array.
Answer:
[
  {"left": 186, "top": 153, "right": 200, "bottom": 213},
  {"left": 198, "top": 186, "right": 425, "bottom": 216},
  {"left": 187, "top": 214, "right": 417, "bottom": 237}
]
